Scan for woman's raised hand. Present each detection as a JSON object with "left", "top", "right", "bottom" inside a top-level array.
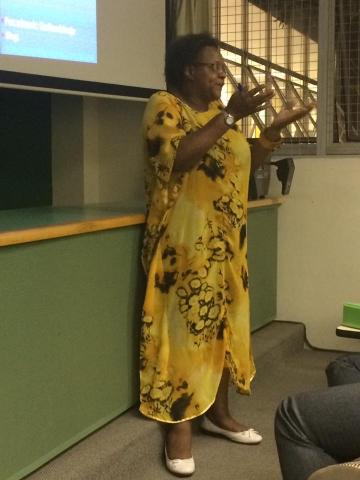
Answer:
[
  {"left": 264, "top": 100, "right": 315, "bottom": 140},
  {"left": 226, "top": 84, "right": 275, "bottom": 120},
  {"left": 226, "top": 85, "right": 315, "bottom": 139},
  {"left": 271, "top": 101, "right": 315, "bottom": 130}
]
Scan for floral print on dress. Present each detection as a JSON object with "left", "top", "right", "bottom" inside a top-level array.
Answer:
[{"left": 140, "top": 91, "right": 255, "bottom": 423}]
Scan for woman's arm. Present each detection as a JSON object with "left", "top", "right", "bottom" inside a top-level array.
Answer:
[
  {"left": 250, "top": 126, "right": 282, "bottom": 172},
  {"left": 174, "top": 112, "right": 232, "bottom": 172},
  {"left": 174, "top": 86, "right": 274, "bottom": 173},
  {"left": 174, "top": 88, "right": 314, "bottom": 174}
]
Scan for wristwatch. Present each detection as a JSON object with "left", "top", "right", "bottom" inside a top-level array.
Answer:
[{"left": 223, "top": 110, "right": 236, "bottom": 127}]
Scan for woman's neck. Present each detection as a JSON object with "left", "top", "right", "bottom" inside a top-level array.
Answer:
[{"left": 169, "top": 87, "right": 210, "bottom": 112}]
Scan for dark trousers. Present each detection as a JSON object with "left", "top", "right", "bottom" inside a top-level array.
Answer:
[
  {"left": 326, "top": 353, "right": 360, "bottom": 386},
  {"left": 274, "top": 354, "right": 360, "bottom": 480}
]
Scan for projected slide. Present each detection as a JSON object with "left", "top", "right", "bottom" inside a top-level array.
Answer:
[{"left": 0, "top": 0, "right": 97, "bottom": 63}]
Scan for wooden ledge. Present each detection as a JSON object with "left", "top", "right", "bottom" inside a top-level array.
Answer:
[
  {"left": 248, "top": 197, "right": 285, "bottom": 209},
  {"left": 0, "top": 213, "right": 145, "bottom": 247},
  {"left": 0, "top": 197, "right": 284, "bottom": 248}
]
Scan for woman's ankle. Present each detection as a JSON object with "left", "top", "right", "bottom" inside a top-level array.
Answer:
[
  {"left": 206, "top": 405, "right": 230, "bottom": 424},
  {"left": 165, "top": 421, "right": 192, "bottom": 459},
  {"left": 205, "top": 410, "right": 248, "bottom": 432}
]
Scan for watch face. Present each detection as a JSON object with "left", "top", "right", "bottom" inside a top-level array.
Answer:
[{"left": 224, "top": 112, "right": 235, "bottom": 126}]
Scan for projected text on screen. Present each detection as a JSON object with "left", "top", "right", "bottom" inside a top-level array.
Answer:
[{"left": 0, "top": 0, "right": 97, "bottom": 63}]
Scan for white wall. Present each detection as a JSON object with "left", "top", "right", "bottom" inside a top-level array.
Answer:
[
  {"left": 52, "top": 95, "right": 147, "bottom": 209},
  {"left": 92, "top": 97, "right": 146, "bottom": 207},
  {"left": 52, "top": 94, "right": 85, "bottom": 206},
  {"left": 269, "top": 156, "right": 360, "bottom": 352}
]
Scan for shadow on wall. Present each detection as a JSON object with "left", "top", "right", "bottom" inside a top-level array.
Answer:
[{"left": 0, "top": 88, "right": 52, "bottom": 210}]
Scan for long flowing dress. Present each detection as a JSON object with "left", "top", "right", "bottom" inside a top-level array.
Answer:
[{"left": 139, "top": 91, "right": 255, "bottom": 423}]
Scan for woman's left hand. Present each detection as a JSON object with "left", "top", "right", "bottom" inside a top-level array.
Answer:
[{"left": 266, "top": 101, "right": 315, "bottom": 139}]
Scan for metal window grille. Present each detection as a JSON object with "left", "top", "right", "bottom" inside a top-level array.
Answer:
[
  {"left": 333, "top": 0, "right": 360, "bottom": 143},
  {"left": 213, "top": 0, "right": 318, "bottom": 145}
]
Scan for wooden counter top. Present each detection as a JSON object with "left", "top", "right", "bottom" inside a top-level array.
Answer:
[
  {"left": 248, "top": 197, "right": 285, "bottom": 209},
  {"left": 0, "top": 197, "right": 284, "bottom": 247}
]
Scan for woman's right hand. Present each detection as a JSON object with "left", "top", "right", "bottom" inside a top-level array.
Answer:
[{"left": 225, "top": 84, "right": 275, "bottom": 120}]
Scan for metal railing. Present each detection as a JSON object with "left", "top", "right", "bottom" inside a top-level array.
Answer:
[{"left": 219, "top": 41, "right": 318, "bottom": 142}]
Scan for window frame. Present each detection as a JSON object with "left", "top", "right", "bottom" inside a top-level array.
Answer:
[
  {"left": 317, "top": 0, "right": 360, "bottom": 155},
  {"left": 215, "top": 0, "right": 360, "bottom": 156}
]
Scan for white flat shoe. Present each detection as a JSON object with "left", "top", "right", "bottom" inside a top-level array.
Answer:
[
  {"left": 201, "top": 416, "right": 263, "bottom": 444},
  {"left": 165, "top": 447, "right": 195, "bottom": 477}
]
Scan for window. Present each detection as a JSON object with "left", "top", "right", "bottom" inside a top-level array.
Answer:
[
  {"left": 333, "top": 0, "right": 360, "bottom": 143},
  {"left": 213, "top": 0, "right": 360, "bottom": 155}
]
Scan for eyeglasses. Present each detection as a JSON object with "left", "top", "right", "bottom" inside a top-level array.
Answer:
[{"left": 192, "top": 61, "right": 227, "bottom": 74}]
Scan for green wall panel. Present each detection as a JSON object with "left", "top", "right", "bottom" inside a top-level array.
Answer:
[
  {"left": 248, "top": 206, "right": 278, "bottom": 331},
  {"left": 0, "top": 226, "right": 144, "bottom": 480}
]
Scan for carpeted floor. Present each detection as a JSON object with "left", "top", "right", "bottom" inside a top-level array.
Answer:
[{"left": 25, "top": 321, "right": 343, "bottom": 480}]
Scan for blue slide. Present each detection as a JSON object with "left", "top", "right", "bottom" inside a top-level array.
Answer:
[{"left": 0, "top": 0, "right": 97, "bottom": 63}]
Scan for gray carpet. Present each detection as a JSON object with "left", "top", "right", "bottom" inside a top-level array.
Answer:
[{"left": 25, "top": 321, "right": 342, "bottom": 480}]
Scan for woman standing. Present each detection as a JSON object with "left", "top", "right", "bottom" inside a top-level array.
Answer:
[{"left": 139, "top": 33, "right": 313, "bottom": 476}]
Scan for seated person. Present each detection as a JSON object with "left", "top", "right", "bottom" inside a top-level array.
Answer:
[
  {"left": 274, "top": 354, "right": 360, "bottom": 480},
  {"left": 325, "top": 353, "right": 360, "bottom": 386}
]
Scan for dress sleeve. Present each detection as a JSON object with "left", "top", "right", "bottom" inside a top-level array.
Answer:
[{"left": 143, "top": 92, "right": 187, "bottom": 185}]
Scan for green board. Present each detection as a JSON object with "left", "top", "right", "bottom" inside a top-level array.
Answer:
[
  {"left": 248, "top": 206, "right": 278, "bottom": 331},
  {"left": 0, "top": 226, "right": 144, "bottom": 480}
]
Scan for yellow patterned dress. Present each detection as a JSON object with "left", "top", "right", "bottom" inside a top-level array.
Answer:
[{"left": 139, "top": 91, "right": 255, "bottom": 423}]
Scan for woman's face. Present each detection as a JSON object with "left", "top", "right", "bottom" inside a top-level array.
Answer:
[{"left": 187, "top": 46, "right": 226, "bottom": 103}]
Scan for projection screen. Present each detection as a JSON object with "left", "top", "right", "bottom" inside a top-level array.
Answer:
[{"left": 0, "top": 0, "right": 166, "bottom": 98}]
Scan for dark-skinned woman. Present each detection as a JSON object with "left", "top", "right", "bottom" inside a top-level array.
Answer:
[{"left": 139, "top": 32, "right": 313, "bottom": 476}]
